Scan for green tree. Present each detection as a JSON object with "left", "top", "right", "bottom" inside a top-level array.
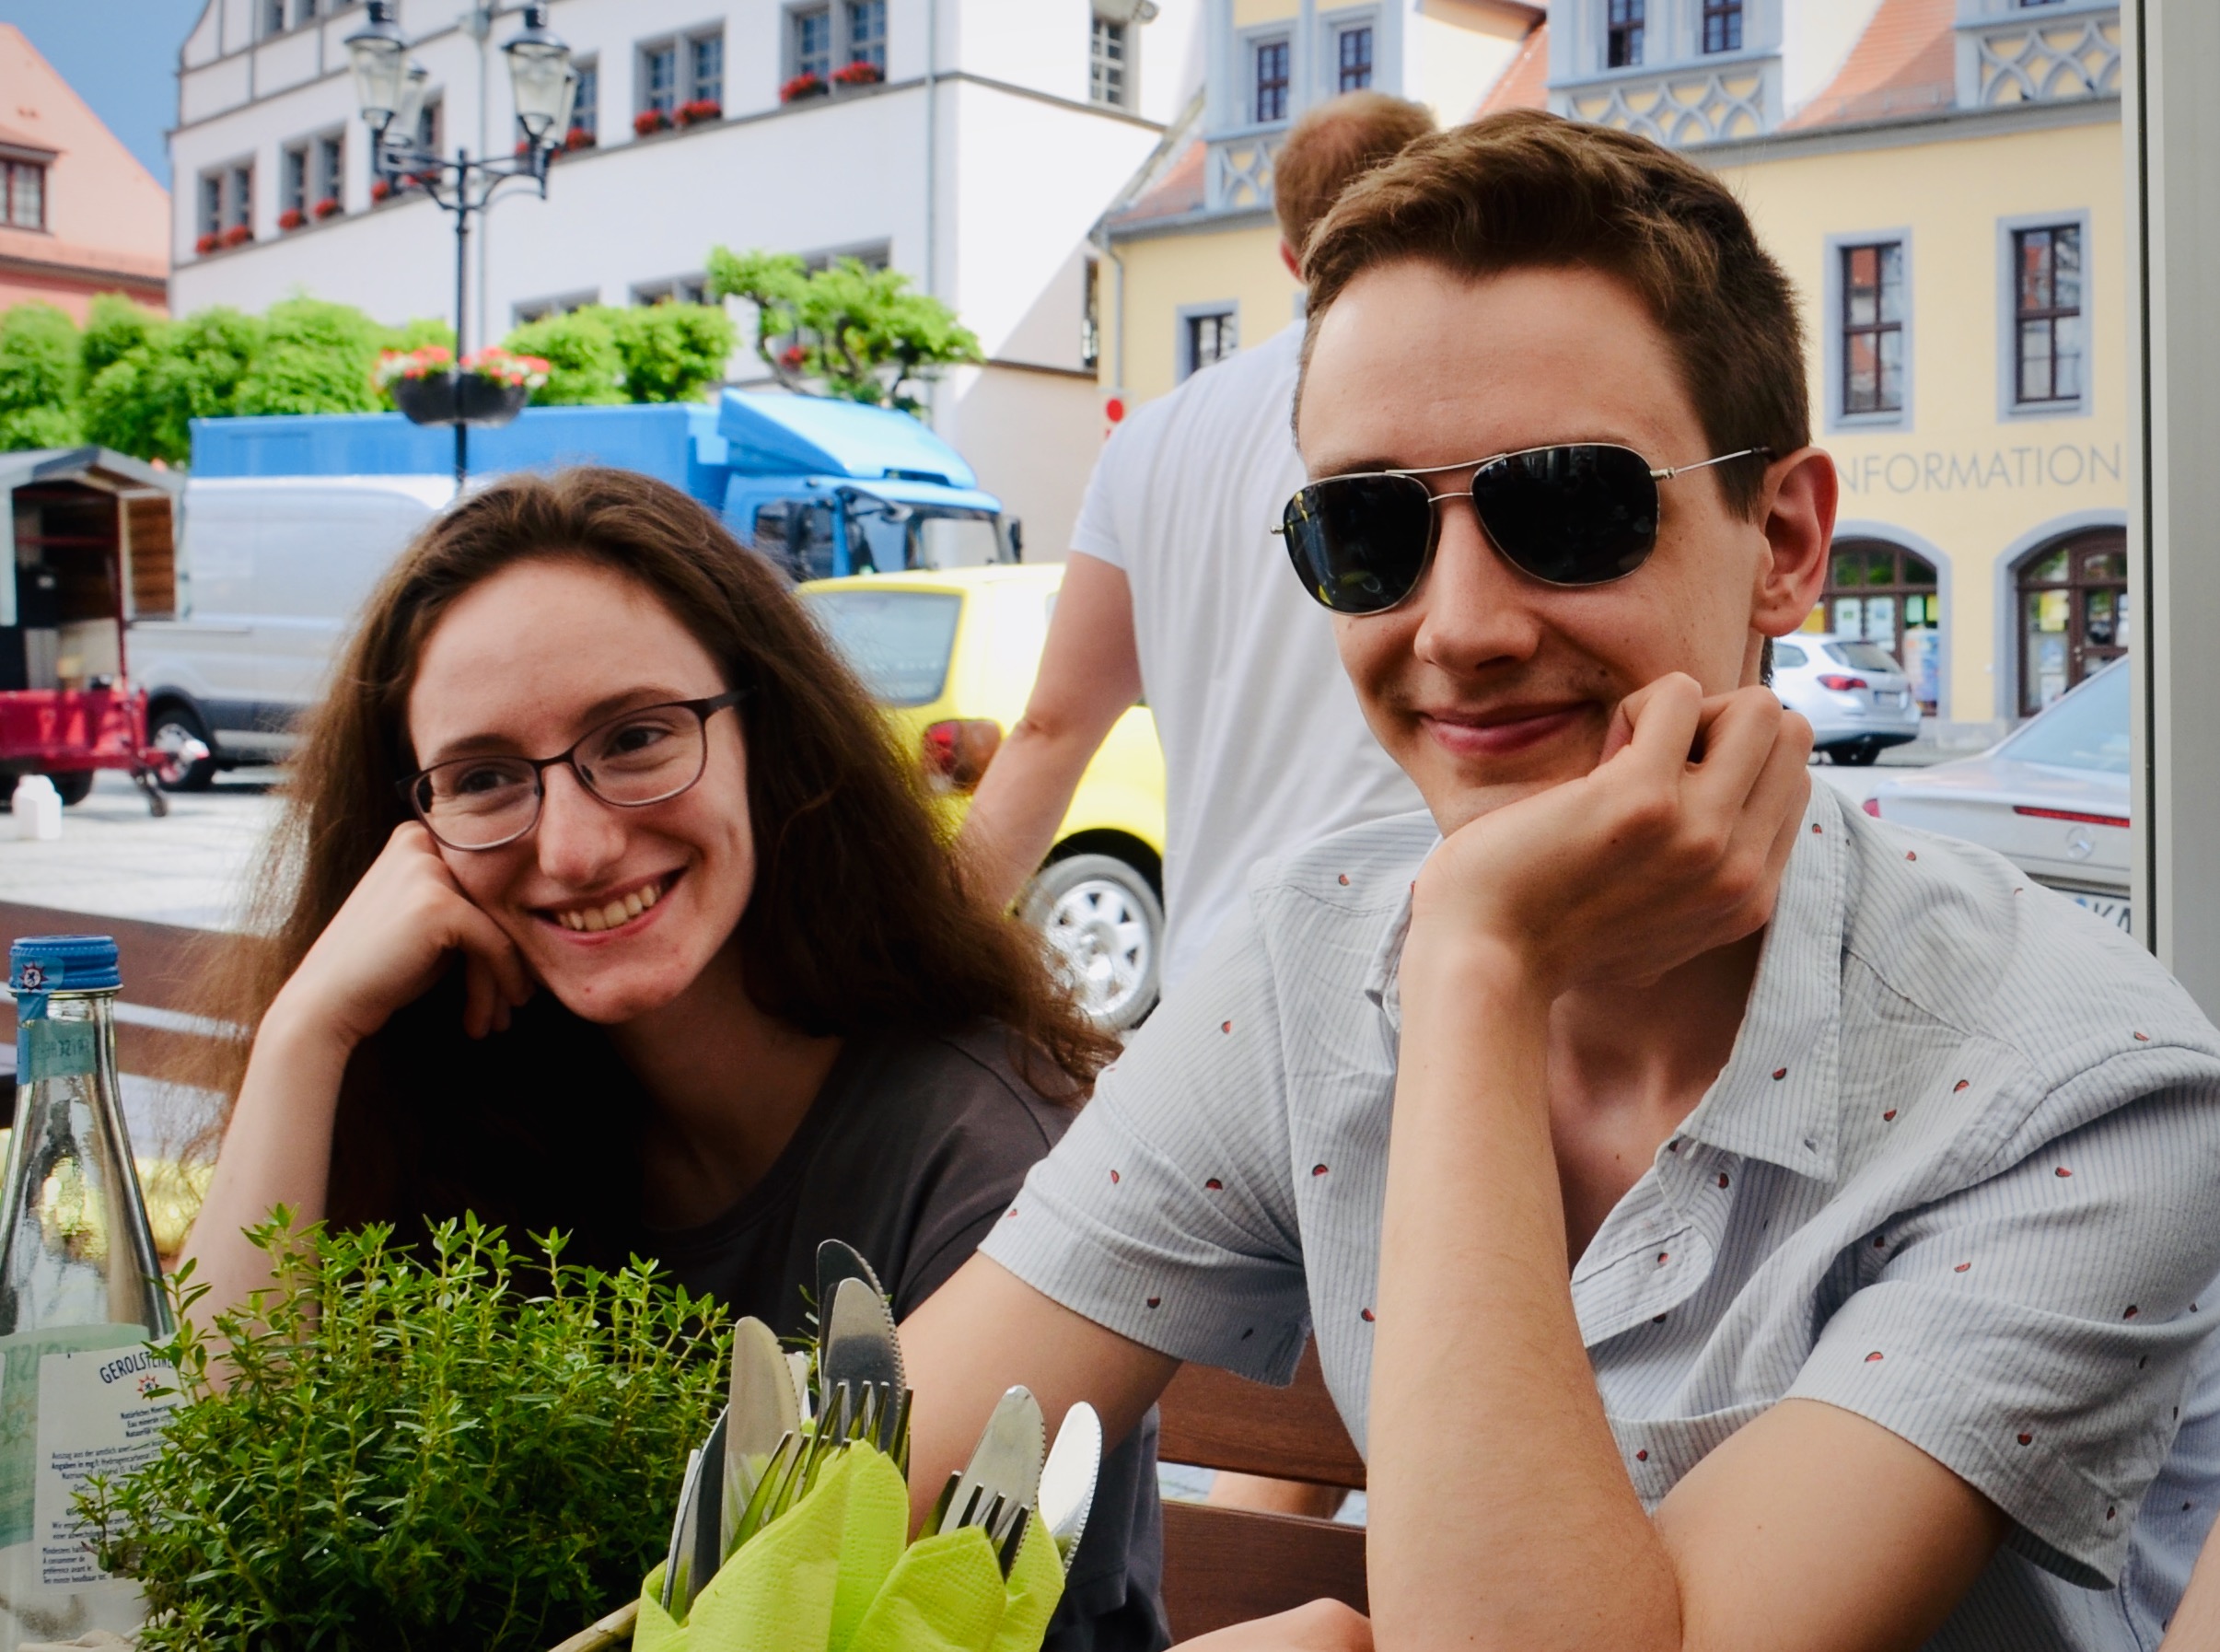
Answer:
[
  {"left": 81, "top": 307, "right": 265, "bottom": 466},
  {"left": 500, "top": 307, "right": 627, "bottom": 405},
  {"left": 233, "top": 296, "right": 389, "bottom": 415},
  {"left": 0, "top": 302, "right": 85, "bottom": 448},
  {"left": 80, "top": 294, "right": 159, "bottom": 380},
  {"left": 609, "top": 301, "right": 738, "bottom": 403},
  {"left": 706, "top": 249, "right": 982, "bottom": 414}
]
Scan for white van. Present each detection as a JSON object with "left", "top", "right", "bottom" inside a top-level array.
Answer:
[{"left": 129, "top": 475, "right": 452, "bottom": 786}]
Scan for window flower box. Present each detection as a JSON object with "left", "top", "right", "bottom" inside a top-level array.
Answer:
[
  {"left": 678, "top": 97, "right": 723, "bottom": 126},
  {"left": 831, "top": 61, "right": 884, "bottom": 89},
  {"left": 277, "top": 206, "right": 307, "bottom": 231},
  {"left": 313, "top": 196, "right": 343, "bottom": 221},
  {"left": 219, "top": 223, "right": 253, "bottom": 249},
  {"left": 564, "top": 126, "right": 597, "bottom": 152},
  {"left": 193, "top": 231, "right": 218, "bottom": 255},
  {"left": 780, "top": 72, "right": 828, "bottom": 103},
  {"left": 634, "top": 108, "right": 673, "bottom": 136},
  {"left": 370, "top": 177, "right": 393, "bottom": 203}
]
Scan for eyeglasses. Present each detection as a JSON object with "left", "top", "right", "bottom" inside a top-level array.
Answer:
[
  {"left": 398, "top": 690, "right": 745, "bottom": 852},
  {"left": 1275, "top": 442, "right": 1773, "bottom": 616}
]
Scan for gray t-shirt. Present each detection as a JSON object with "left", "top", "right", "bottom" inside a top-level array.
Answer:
[{"left": 642, "top": 1023, "right": 1168, "bottom": 1652}]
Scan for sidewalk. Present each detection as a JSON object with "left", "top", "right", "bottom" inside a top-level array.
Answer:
[{"left": 0, "top": 770, "right": 279, "bottom": 931}]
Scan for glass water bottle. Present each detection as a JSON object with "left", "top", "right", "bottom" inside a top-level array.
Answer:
[{"left": 0, "top": 936, "right": 173, "bottom": 1650}]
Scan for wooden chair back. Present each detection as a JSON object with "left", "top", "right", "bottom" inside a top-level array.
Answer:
[{"left": 1155, "top": 1341, "right": 1368, "bottom": 1639}]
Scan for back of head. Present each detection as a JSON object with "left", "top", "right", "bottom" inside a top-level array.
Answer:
[
  {"left": 1300, "top": 109, "right": 1808, "bottom": 518},
  {"left": 1273, "top": 89, "right": 1436, "bottom": 254}
]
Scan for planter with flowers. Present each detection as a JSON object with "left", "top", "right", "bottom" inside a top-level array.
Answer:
[
  {"left": 633, "top": 107, "right": 673, "bottom": 137},
  {"left": 779, "top": 72, "right": 828, "bottom": 103},
  {"left": 831, "top": 60, "right": 884, "bottom": 91},
  {"left": 564, "top": 125, "right": 597, "bottom": 152},
  {"left": 313, "top": 196, "right": 343, "bottom": 221},
  {"left": 277, "top": 207, "right": 307, "bottom": 232},
  {"left": 377, "top": 344, "right": 549, "bottom": 427},
  {"left": 678, "top": 97, "right": 723, "bottom": 126},
  {"left": 193, "top": 231, "right": 218, "bottom": 255},
  {"left": 219, "top": 224, "right": 253, "bottom": 249},
  {"left": 370, "top": 177, "right": 393, "bottom": 203}
]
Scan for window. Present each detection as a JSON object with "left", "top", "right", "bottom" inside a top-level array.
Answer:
[
  {"left": 795, "top": 6, "right": 833, "bottom": 80},
  {"left": 1337, "top": 26, "right": 1374, "bottom": 92},
  {"left": 2017, "top": 530, "right": 2126, "bottom": 715},
  {"left": 1606, "top": 0, "right": 1645, "bottom": 68},
  {"left": 633, "top": 275, "right": 711, "bottom": 306},
  {"left": 690, "top": 31, "right": 725, "bottom": 108},
  {"left": 2013, "top": 224, "right": 2083, "bottom": 406},
  {"left": 802, "top": 240, "right": 891, "bottom": 273},
  {"left": 1180, "top": 306, "right": 1238, "bottom": 379},
  {"left": 263, "top": 0, "right": 285, "bottom": 35},
  {"left": 849, "top": 1, "right": 888, "bottom": 70},
  {"left": 417, "top": 96, "right": 443, "bottom": 157},
  {"left": 3, "top": 160, "right": 43, "bottom": 231},
  {"left": 199, "top": 162, "right": 250, "bottom": 245},
  {"left": 198, "top": 173, "right": 223, "bottom": 238},
  {"left": 282, "top": 145, "right": 308, "bottom": 215},
  {"left": 1090, "top": 15, "right": 1130, "bottom": 108},
  {"left": 228, "top": 163, "right": 252, "bottom": 228},
  {"left": 1701, "top": 0, "right": 1742, "bottom": 53},
  {"left": 1254, "top": 38, "right": 1290, "bottom": 123},
  {"left": 1814, "top": 541, "right": 1940, "bottom": 713},
  {"left": 641, "top": 42, "right": 678, "bottom": 116},
  {"left": 512, "top": 291, "right": 599, "bottom": 326},
  {"left": 1841, "top": 241, "right": 1904, "bottom": 417},
  {"left": 1083, "top": 259, "right": 1100, "bottom": 370},
  {"left": 316, "top": 134, "right": 343, "bottom": 205},
  {"left": 571, "top": 59, "right": 598, "bottom": 140}
]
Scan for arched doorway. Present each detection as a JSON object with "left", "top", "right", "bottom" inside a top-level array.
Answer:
[
  {"left": 2017, "top": 529, "right": 2127, "bottom": 715},
  {"left": 1810, "top": 539, "right": 1941, "bottom": 714}
]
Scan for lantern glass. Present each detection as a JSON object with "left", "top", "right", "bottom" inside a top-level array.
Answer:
[
  {"left": 504, "top": 5, "right": 574, "bottom": 143},
  {"left": 344, "top": 0, "right": 409, "bottom": 130}
]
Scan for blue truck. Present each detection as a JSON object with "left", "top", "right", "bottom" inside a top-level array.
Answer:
[{"left": 132, "top": 392, "right": 1016, "bottom": 782}]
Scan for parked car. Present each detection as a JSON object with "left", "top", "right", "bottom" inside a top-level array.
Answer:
[
  {"left": 128, "top": 475, "right": 454, "bottom": 786},
  {"left": 1773, "top": 632, "right": 1922, "bottom": 764},
  {"left": 1864, "top": 657, "right": 2129, "bottom": 930},
  {"left": 799, "top": 565, "right": 1168, "bottom": 1030}
]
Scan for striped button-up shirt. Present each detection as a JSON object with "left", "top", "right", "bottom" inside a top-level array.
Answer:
[{"left": 983, "top": 781, "right": 2220, "bottom": 1647}]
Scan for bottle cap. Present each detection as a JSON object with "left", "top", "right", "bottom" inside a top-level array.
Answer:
[{"left": 9, "top": 935, "right": 121, "bottom": 995}]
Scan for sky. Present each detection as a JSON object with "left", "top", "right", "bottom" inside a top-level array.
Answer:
[{"left": 1, "top": 1, "right": 210, "bottom": 188}]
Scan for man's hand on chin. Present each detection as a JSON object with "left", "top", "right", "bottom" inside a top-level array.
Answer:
[
  {"left": 1406, "top": 672, "right": 1814, "bottom": 995},
  {"left": 1176, "top": 1601, "right": 1373, "bottom": 1652}
]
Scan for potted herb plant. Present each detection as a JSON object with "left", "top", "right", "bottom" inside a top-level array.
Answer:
[{"left": 82, "top": 1215, "right": 728, "bottom": 1652}]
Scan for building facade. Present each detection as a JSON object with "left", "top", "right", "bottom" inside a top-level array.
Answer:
[
  {"left": 0, "top": 26, "right": 169, "bottom": 321},
  {"left": 1099, "top": 0, "right": 2125, "bottom": 740},
  {"left": 168, "top": 0, "right": 1203, "bottom": 558}
]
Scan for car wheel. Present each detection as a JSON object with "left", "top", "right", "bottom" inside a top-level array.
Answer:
[
  {"left": 1021, "top": 854, "right": 1164, "bottom": 1031},
  {"left": 1834, "top": 742, "right": 1882, "bottom": 767},
  {"left": 43, "top": 771, "right": 95, "bottom": 807},
  {"left": 150, "top": 704, "right": 217, "bottom": 791}
]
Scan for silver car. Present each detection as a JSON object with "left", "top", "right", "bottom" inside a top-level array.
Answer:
[
  {"left": 1773, "top": 633, "right": 1923, "bottom": 764},
  {"left": 1863, "top": 658, "right": 2129, "bottom": 930}
]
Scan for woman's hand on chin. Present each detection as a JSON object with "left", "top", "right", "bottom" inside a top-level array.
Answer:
[{"left": 269, "top": 821, "right": 536, "bottom": 1053}]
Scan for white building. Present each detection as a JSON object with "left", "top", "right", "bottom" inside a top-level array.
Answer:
[{"left": 169, "top": 0, "right": 1203, "bottom": 555}]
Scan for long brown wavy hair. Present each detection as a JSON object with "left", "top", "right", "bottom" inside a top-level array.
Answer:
[{"left": 186, "top": 466, "right": 1116, "bottom": 1264}]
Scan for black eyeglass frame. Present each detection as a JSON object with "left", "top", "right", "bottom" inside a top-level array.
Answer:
[
  {"left": 397, "top": 688, "right": 748, "bottom": 852},
  {"left": 1275, "top": 441, "right": 1775, "bottom": 617}
]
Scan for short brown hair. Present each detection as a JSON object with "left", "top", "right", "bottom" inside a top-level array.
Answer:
[
  {"left": 1300, "top": 110, "right": 1806, "bottom": 518},
  {"left": 1273, "top": 90, "right": 1435, "bottom": 252}
]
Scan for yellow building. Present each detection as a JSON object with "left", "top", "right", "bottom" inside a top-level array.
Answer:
[{"left": 1098, "top": 0, "right": 2125, "bottom": 742}]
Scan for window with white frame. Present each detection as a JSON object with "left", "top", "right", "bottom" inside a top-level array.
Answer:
[
  {"left": 1090, "top": 14, "right": 1130, "bottom": 108},
  {"left": 282, "top": 144, "right": 309, "bottom": 216},
  {"left": 199, "top": 163, "right": 250, "bottom": 243},
  {"left": 794, "top": 6, "right": 834, "bottom": 80},
  {"left": 1180, "top": 306, "right": 1238, "bottom": 379},
  {"left": 633, "top": 275, "right": 713, "bottom": 307},
  {"left": 417, "top": 96, "right": 443, "bottom": 157},
  {"left": 513, "top": 291, "right": 599, "bottom": 325},
  {"left": 262, "top": 0, "right": 285, "bottom": 36},
  {"left": 1254, "top": 38, "right": 1290, "bottom": 122},
  {"left": 803, "top": 240, "right": 892, "bottom": 273},
  {"left": 198, "top": 173, "right": 222, "bottom": 238},
  {"left": 227, "top": 163, "right": 252, "bottom": 228},
  {"left": 4, "top": 159, "right": 43, "bottom": 231},
  {"left": 316, "top": 134, "right": 343, "bottom": 207},
  {"left": 1701, "top": 0, "right": 1742, "bottom": 53},
  {"left": 1606, "top": 0, "right": 1645, "bottom": 68},
  {"left": 2013, "top": 223, "right": 2083, "bottom": 407},
  {"left": 690, "top": 31, "right": 725, "bottom": 110},
  {"left": 848, "top": 1, "right": 888, "bottom": 70},
  {"left": 640, "top": 41, "right": 679, "bottom": 117},
  {"left": 571, "top": 58, "right": 599, "bottom": 141},
  {"left": 1337, "top": 24, "right": 1374, "bottom": 91}
]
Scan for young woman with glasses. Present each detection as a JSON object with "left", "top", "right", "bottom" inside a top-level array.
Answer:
[{"left": 176, "top": 468, "right": 1166, "bottom": 1652}]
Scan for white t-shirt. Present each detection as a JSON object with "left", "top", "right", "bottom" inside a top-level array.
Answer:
[{"left": 1072, "top": 323, "right": 1423, "bottom": 988}]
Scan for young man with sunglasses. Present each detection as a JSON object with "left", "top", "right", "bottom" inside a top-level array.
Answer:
[{"left": 905, "top": 111, "right": 2220, "bottom": 1649}]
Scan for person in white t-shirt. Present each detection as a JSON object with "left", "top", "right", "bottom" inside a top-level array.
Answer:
[{"left": 959, "top": 91, "right": 1434, "bottom": 996}]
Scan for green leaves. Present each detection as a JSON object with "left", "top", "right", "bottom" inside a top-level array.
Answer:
[
  {"left": 496, "top": 302, "right": 738, "bottom": 406},
  {"left": 80, "top": 1212, "right": 728, "bottom": 1652},
  {"left": 706, "top": 249, "right": 982, "bottom": 415}
]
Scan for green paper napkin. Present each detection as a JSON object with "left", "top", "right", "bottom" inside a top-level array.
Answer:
[
  {"left": 986, "top": 1517, "right": 1066, "bottom": 1652},
  {"left": 843, "top": 1526, "right": 1008, "bottom": 1652},
  {"left": 633, "top": 1565, "right": 683, "bottom": 1652}
]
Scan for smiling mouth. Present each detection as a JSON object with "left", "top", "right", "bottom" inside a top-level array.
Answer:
[{"left": 544, "top": 873, "right": 674, "bottom": 934}]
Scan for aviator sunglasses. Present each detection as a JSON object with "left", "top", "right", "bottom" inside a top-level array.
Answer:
[{"left": 1276, "top": 442, "right": 1772, "bottom": 616}]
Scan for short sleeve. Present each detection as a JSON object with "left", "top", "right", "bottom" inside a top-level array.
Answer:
[
  {"left": 1068, "top": 414, "right": 1144, "bottom": 568},
  {"left": 1786, "top": 1083, "right": 2220, "bottom": 1588},
  {"left": 980, "top": 899, "right": 1312, "bottom": 1385}
]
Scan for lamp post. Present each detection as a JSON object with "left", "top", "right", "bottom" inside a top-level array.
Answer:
[{"left": 345, "top": 0, "right": 575, "bottom": 486}]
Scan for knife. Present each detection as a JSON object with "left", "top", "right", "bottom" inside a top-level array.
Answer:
[
  {"left": 816, "top": 1239, "right": 886, "bottom": 1336},
  {"left": 1037, "top": 1402, "right": 1102, "bottom": 1576},
  {"left": 723, "top": 1317, "right": 799, "bottom": 1558},
  {"left": 937, "top": 1385, "right": 1045, "bottom": 1542},
  {"left": 660, "top": 1446, "right": 703, "bottom": 1612},
  {"left": 822, "top": 1274, "right": 906, "bottom": 1451},
  {"left": 686, "top": 1409, "right": 728, "bottom": 1611}
]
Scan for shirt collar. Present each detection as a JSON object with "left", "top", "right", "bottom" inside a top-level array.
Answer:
[{"left": 1360, "top": 784, "right": 1850, "bottom": 1183}]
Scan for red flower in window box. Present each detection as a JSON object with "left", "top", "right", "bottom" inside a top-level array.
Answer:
[
  {"left": 678, "top": 98, "right": 723, "bottom": 126},
  {"left": 831, "top": 60, "right": 883, "bottom": 87},
  {"left": 370, "top": 177, "right": 393, "bottom": 203},
  {"left": 312, "top": 196, "right": 343, "bottom": 220},
  {"left": 633, "top": 108, "right": 673, "bottom": 136},
  {"left": 779, "top": 72, "right": 827, "bottom": 103},
  {"left": 278, "top": 206, "right": 307, "bottom": 231},
  {"left": 564, "top": 126, "right": 596, "bottom": 151},
  {"left": 194, "top": 231, "right": 219, "bottom": 255},
  {"left": 219, "top": 223, "right": 253, "bottom": 248}
]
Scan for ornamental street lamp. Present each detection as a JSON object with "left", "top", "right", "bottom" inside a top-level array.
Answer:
[{"left": 345, "top": 0, "right": 575, "bottom": 485}]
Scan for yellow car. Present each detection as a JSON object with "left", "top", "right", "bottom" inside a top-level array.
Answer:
[{"left": 798, "top": 565, "right": 1168, "bottom": 1028}]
